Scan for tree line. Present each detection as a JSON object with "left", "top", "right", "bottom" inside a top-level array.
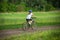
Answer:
[{"left": 0, "top": 0, "right": 60, "bottom": 12}]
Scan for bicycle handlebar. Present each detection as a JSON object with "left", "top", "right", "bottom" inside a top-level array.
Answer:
[{"left": 32, "top": 17, "right": 37, "bottom": 19}]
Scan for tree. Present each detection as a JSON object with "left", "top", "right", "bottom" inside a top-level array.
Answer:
[{"left": 0, "top": 0, "right": 60, "bottom": 12}]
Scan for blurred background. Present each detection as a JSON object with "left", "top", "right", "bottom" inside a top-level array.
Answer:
[
  {"left": 0, "top": 0, "right": 60, "bottom": 40},
  {"left": 0, "top": 0, "right": 60, "bottom": 12}
]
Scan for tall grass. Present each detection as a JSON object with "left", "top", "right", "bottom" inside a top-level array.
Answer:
[
  {"left": 0, "top": 29, "right": 60, "bottom": 40},
  {"left": 0, "top": 11, "right": 60, "bottom": 30}
]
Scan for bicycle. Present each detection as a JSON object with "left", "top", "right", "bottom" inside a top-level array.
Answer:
[{"left": 22, "top": 17, "right": 37, "bottom": 31}]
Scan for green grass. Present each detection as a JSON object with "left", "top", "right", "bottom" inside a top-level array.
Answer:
[
  {"left": 0, "top": 29, "right": 60, "bottom": 40},
  {"left": 0, "top": 11, "right": 60, "bottom": 30},
  {"left": 0, "top": 24, "right": 22, "bottom": 30},
  {"left": 0, "top": 11, "right": 60, "bottom": 40}
]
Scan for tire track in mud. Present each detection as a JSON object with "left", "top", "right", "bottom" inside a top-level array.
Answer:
[{"left": 0, "top": 26, "right": 60, "bottom": 38}]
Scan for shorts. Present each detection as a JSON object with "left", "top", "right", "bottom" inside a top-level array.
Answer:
[{"left": 26, "top": 19, "right": 32, "bottom": 22}]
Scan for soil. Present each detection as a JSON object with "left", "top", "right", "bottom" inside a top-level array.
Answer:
[{"left": 0, "top": 25, "right": 60, "bottom": 38}]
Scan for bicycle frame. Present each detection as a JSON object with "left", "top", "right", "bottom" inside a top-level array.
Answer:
[{"left": 22, "top": 17, "right": 37, "bottom": 30}]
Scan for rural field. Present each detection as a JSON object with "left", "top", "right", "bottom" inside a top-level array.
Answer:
[
  {"left": 0, "top": 11, "right": 60, "bottom": 40},
  {"left": 0, "top": 11, "right": 60, "bottom": 30}
]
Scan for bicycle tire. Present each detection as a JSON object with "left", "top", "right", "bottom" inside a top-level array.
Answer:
[
  {"left": 22, "top": 22, "right": 28, "bottom": 30},
  {"left": 31, "top": 21, "right": 38, "bottom": 30}
]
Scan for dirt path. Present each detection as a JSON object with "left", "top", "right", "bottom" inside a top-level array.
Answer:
[{"left": 0, "top": 25, "right": 60, "bottom": 38}]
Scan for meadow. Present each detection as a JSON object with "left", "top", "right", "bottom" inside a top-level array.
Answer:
[
  {"left": 0, "top": 11, "right": 60, "bottom": 40},
  {"left": 0, "top": 29, "right": 60, "bottom": 40},
  {"left": 0, "top": 11, "right": 60, "bottom": 30}
]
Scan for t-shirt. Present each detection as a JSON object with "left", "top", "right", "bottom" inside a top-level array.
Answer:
[{"left": 26, "top": 13, "right": 33, "bottom": 19}]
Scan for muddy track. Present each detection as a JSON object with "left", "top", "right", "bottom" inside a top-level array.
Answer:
[{"left": 0, "top": 25, "right": 60, "bottom": 38}]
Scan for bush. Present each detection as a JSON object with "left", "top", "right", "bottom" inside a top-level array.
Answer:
[
  {"left": 16, "top": 2, "right": 26, "bottom": 12},
  {"left": 0, "top": 3, "right": 8, "bottom": 12},
  {"left": 45, "top": 4, "right": 56, "bottom": 11},
  {"left": 8, "top": 3, "right": 17, "bottom": 12}
]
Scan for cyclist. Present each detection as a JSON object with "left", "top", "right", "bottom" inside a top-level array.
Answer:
[{"left": 26, "top": 10, "right": 33, "bottom": 26}]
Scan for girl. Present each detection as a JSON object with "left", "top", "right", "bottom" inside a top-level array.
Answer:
[{"left": 26, "top": 10, "right": 33, "bottom": 23}]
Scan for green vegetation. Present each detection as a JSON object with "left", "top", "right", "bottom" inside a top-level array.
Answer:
[
  {"left": 0, "top": 0, "right": 60, "bottom": 40},
  {"left": 0, "top": 0, "right": 60, "bottom": 12},
  {"left": 0, "top": 11, "right": 60, "bottom": 30},
  {"left": 0, "top": 29, "right": 60, "bottom": 40}
]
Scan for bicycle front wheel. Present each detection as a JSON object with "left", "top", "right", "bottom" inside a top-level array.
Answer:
[
  {"left": 22, "top": 22, "right": 28, "bottom": 30},
  {"left": 32, "top": 21, "right": 38, "bottom": 30}
]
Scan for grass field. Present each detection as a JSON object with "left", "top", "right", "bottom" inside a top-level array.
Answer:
[
  {"left": 0, "top": 11, "right": 60, "bottom": 30},
  {"left": 0, "top": 29, "right": 60, "bottom": 40},
  {"left": 0, "top": 11, "right": 60, "bottom": 40}
]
